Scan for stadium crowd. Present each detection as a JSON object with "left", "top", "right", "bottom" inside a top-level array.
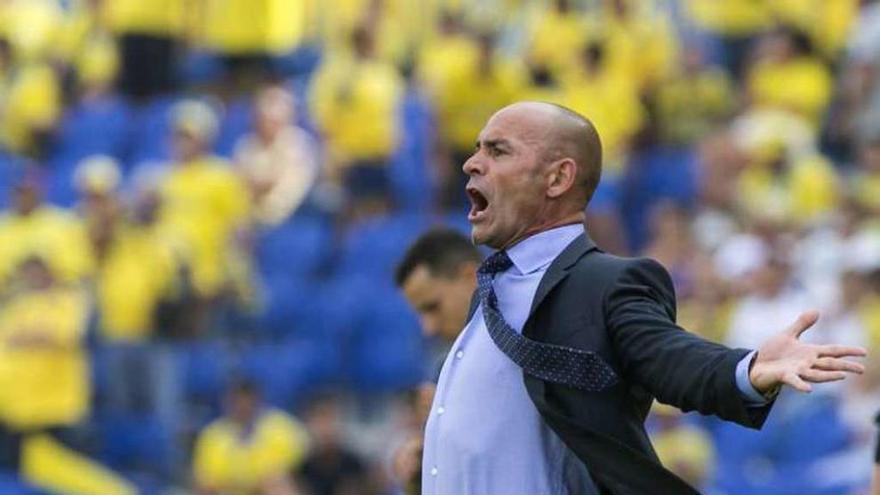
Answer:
[{"left": 0, "top": 0, "right": 877, "bottom": 494}]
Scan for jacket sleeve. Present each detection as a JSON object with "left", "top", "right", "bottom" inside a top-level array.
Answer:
[{"left": 603, "top": 257, "right": 772, "bottom": 429}]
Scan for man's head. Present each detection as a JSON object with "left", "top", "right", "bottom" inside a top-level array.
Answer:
[
  {"left": 463, "top": 102, "right": 601, "bottom": 249},
  {"left": 171, "top": 100, "right": 218, "bottom": 163},
  {"left": 225, "top": 379, "right": 261, "bottom": 425},
  {"left": 395, "top": 228, "right": 481, "bottom": 341}
]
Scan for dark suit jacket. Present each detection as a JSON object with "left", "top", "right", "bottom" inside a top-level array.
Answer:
[{"left": 467, "top": 233, "right": 774, "bottom": 494}]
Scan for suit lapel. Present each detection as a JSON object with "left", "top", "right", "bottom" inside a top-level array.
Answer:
[{"left": 528, "top": 233, "right": 598, "bottom": 317}]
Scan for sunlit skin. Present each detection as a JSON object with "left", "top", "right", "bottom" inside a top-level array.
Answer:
[
  {"left": 402, "top": 263, "right": 477, "bottom": 342},
  {"left": 463, "top": 103, "right": 592, "bottom": 250},
  {"left": 464, "top": 101, "right": 866, "bottom": 395}
]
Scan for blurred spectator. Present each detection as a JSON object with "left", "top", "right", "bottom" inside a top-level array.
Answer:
[
  {"left": 103, "top": 0, "right": 187, "bottom": 100},
  {"left": 654, "top": 45, "right": 734, "bottom": 145},
  {"left": 234, "top": 85, "right": 318, "bottom": 226},
  {"left": 563, "top": 38, "right": 645, "bottom": 170},
  {"left": 431, "top": 31, "right": 524, "bottom": 210},
  {"left": 746, "top": 27, "right": 833, "bottom": 128},
  {"left": 193, "top": 380, "right": 308, "bottom": 495},
  {"left": 649, "top": 404, "right": 715, "bottom": 490},
  {"left": 199, "top": 0, "right": 308, "bottom": 91},
  {"left": 157, "top": 99, "right": 252, "bottom": 334},
  {"left": 0, "top": 256, "right": 89, "bottom": 464},
  {"left": 853, "top": 133, "right": 880, "bottom": 214},
  {"left": 726, "top": 254, "right": 813, "bottom": 349},
  {"left": 526, "top": 0, "right": 587, "bottom": 79},
  {"left": 296, "top": 394, "right": 369, "bottom": 495},
  {"left": 0, "top": 169, "right": 93, "bottom": 288},
  {"left": 310, "top": 26, "right": 403, "bottom": 220},
  {"left": 0, "top": 36, "right": 62, "bottom": 158},
  {"left": 685, "top": 0, "right": 775, "bottom": 79},
  {"left": 74, "top": 156, "right": 181, "bottom": 424}
]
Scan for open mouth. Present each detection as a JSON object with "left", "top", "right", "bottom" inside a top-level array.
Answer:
[{"left": 466, "top": 187, "right": 490, "bottom": 221}]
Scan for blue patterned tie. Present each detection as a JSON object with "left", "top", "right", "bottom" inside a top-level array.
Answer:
[{"left": 477, "top": 250, "right": 619, "bottom": 392}]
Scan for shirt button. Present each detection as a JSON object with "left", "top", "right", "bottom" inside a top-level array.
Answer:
[
  {"left": 430, "top": 467, "right": 438, "bottom": 476},
  {"left": 455, "top": 350, "right": 464, "bottom": 359},
  {"left": 437, "top": 406, "right": 445, "bottom": 415}
]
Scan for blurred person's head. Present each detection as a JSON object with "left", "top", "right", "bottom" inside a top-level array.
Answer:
[
  {"left": 580, "top": 40, "right": 606, "bottom": 75},
  {"left": 477, "top": 32, "right": 496, "bottom": 73},
  {"left": 17, "top": 256, "right": 54, "bottom": 291},
  {"left": 606, "top": 0, "right": 631, "bottom": 18},
  {"left": 438, "top": 11, "right": 464, "bottom": 35},
  {"left": 554, "top": 0, "right": 572, "bottom": 13},
  {"left": 752, "top": 255, "right": 791, "bottom": 298},
  {"left": 463, "top": 101, "right": 601, "bottom": 249},
  {"left": 171, "top": 100, "right": 218, "bottom": 162},
  {"left": 255, "top": 85, "right": 295, "bottom": 141},
  {"left": 75, "top": 155, "right": 121, "bottom": 211},
  {"left": 127, "top": 164, "right": 165, "bottom": 226},
  {"left": 758, "top": 27, "right": 813, "bottom": 64},
  {"left": 351, "top": 26, "right": 376, "bottom": 60},
  {"left": 396, "top": 228, "right": 481, "bottom": 341},
  {"left": 303, "top": 393, "right": 345, "bottom": 451},
  {"left": 225, "top": 380, "right": 262, "bottom": 426},
  {"left": 12, "top": 169, "right": 44, "bottom": 216},
  {"left": 858, "top": 136, "right": 880, "bottom": 173}
]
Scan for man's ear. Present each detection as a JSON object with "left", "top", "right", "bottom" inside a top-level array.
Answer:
[{"left": 546, "top": 158, "right": 577, "bottom": 199}]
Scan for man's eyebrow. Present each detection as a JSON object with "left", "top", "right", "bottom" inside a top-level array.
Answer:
[{"left": 476, "top": 138, "right": 512, "bottom": 149}]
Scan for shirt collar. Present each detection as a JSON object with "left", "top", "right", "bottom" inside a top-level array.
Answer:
[{"left": 505, "top": 223, "right": 585, "bottom": 275}]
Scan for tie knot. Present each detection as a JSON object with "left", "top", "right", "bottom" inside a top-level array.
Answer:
[{"left": 479, "top": 250, "right": 513, "bottom": 276}]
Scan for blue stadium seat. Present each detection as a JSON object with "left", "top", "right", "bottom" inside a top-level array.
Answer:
[
  {"left": 346, "top": 283, "right": 426, "bottom": 392},
  {"left": 255, "top": 215, "right": 332, "bottom": 280},
  {"left": 178, "top": 342, "right": 228, "bottom": 412},
  {"left": 125, "top": 95, "right": 180, "bottom": 166},
  {"left": 0, "top": 472, "right": 49, "bottom": 495},
  {"left": 93, "top": 412, "right": 173, "bottom": 478},
  {"left": 338, "top": 212, "right": 429, "bottom": 278},
  {"left": 50, "top": 96, "right": 130, "bottom": 165},
  {"left": 237, "top": 338, "right": 341, "bottom": 410},
  {"left": 389, "top": 91, "right": 436, "bottom": 211}
]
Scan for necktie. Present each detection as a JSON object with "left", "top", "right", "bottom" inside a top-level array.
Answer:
[{"left": 477, "top": 250, "right": 619, "bottom": 392}]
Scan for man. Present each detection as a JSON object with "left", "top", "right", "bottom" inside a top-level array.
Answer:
[
  {"left": 396, "top": 228, "right": 482, "bottom": 347},
  {"left": 394, "top": 228, "right": 481, "bottom": 494},
  {"left": 422, "top": 101, "right": 867, "bottom": 494},
  {"left": 192, "top": 380, "right": 308, "bottom": 495}
]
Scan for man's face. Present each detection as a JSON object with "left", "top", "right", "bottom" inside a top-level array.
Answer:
[
  {"left": 463, "top": 109, "right": 550, "bottom": 249},
  {"left": 402, "top": 264, "right": 476, "bottom": 341}
]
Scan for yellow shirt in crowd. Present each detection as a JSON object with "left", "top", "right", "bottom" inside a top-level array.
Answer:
[
  {"left": 747, "top": 56, "right": 832, "bottom": 128},
  {"left": 527, "top": 7, "right": 587, "bottom": 77},
  {"left": 310, "top": 55, "right": 404, "bottom": 165},
  {"left": 563, "top": 68, "right": 645, "bottom": 170},
  {"left": 0, "top": 206, "right": 93, "bottom": 286},
  {"left": 439, "top": 59, "right": 526, "bottom": 153},
  {"left": 96, "top": 226, "right": 177, "bottom": 342},
  {"left": 738, "top": 153, "right": 839, "bottom": 224},
  {"left": 200, "top": 0, "right": 307, "bottom": 56},
  {"left": 0, "top": 62, "right": 61, "bottom": 155},
  {"left": 0, "top": 286, "right": 90, "bottom": 430},
  {"left": 159, "top": 156, "right": 250, "bottom": 298},
  {"left": 193, "top": 409, "right": 309, "bottom": 495},
  {"left": 102, "top": 0, "right": 188, "bottom": 37}
]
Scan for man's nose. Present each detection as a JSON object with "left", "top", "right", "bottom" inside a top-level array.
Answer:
[{"left": 462, "top": 154, "right": 482, "bottom": 176}]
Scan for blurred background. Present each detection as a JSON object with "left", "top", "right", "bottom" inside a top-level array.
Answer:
[{"left": 0, "top": 0, "right": 877, "bottom": 494}]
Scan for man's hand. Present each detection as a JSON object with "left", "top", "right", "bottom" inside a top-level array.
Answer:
[{"left": 749, "top": 310, "right": 867, "bottom": 395}]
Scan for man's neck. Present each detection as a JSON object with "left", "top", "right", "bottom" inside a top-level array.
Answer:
[{"left": 499, "top": 211, "right": 585, "bottom": 250}]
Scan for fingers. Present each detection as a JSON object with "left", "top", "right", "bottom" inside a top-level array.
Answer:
[
  {"left": 787, "top": 310, "right": 820, "bottom": 338},
  {"left": 782, "top": 371, "right": 812, "bottom": 393},
  {"left": 816, "top": 345, "right": 868, "bottom": 358},
  {"left": 800, "top": 369, "right": 847, "bottom": 383},
  {"left": 813, "top": 357, "right": 866, "bottom": 374}
]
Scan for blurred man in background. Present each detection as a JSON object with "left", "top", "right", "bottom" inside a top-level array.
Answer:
[
  {"left": 193, "top": 380, "right": 308, "bottom": 495},
  {"left": 393, "top": 228, "right": 481, "bottom": 494},
  {"left": 158, "top": 99, "right": 253, "bottom": 336},
  {"left": 234, "top": 85, "right": 319, "bottom": 227}
]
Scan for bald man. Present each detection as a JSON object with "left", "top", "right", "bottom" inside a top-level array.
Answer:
[{"left": 421, "top": 102, "right": 867, "bottom": 494}]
